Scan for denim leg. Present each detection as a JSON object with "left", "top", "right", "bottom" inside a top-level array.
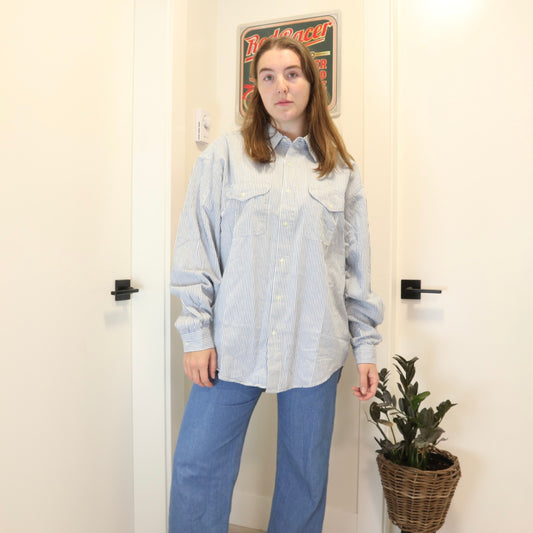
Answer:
[
  {"left": 267, "top": 369, "right": 341, "bottom": 533},
  {"left": 169, "top": 378, "right": 263, "bottom": 533}
]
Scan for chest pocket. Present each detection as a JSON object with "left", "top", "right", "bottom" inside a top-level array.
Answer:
[
  {"left": 306, "top": 183, "right": 345, "bottom": 246},
  {"left": 224, "top": 182, "right": 271, "bottom": 237}
]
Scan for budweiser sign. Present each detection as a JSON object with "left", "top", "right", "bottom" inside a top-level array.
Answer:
[{"left": 238, "top": 13, "right": 339, "bottom": 118}]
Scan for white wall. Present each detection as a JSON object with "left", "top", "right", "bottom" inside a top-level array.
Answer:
[{"left": 170, "top": 0, "right": 220, "bottom": 453}]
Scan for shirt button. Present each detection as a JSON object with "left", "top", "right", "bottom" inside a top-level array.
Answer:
[
  {"left": 276, "top": 295, "right": 282, "bottom": 301},
  {"left": 279, "top": 258, "right": 285, "bottom": 263},
  {"left": 272, "top": 330, "right": 277, "bottom": 336},
  {"left": 283, "top": 221, "right": 288, "bottom": 227},
  {"left": 286, "top": 188, "right": 291, "bottom": 193}
]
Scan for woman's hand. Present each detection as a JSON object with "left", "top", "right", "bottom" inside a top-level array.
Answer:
[
  {"left": 352, "top": 363, "right": 379, "bottom": 401},
  {"left": 183, "top": 348, "right": 217, "bottom": 387}
]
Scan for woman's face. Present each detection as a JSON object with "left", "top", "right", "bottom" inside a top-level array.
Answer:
[{"left": 256, "top": 47, "right": 311, "bottom": 140}]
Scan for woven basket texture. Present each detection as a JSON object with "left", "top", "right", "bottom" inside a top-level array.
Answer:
[{"left": 377, "top": 450, "right": 461, "bottom": 533}]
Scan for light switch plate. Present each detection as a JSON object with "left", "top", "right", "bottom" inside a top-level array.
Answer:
[{"left": 195, "top": 108, "right": 210, "bottom": 143}]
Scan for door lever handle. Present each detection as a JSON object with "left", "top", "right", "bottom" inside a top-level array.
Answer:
[
  {"left": 111, "top": 279, "right": 139, "bottom": 301},
  {"left": 401, "top": 279, "right": 442, "bottom": 300}
]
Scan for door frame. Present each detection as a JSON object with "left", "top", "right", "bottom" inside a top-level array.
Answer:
[
  {"left": 358, "top": 1, "right": 396, "bottom": 532},
  {"left": 131, "top": 1, "right": 179, "bottom": 531}
]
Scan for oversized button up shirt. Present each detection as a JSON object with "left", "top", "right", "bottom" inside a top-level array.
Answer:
[{"left": 171, "top": 128, "right": 383, "bottom": 392}]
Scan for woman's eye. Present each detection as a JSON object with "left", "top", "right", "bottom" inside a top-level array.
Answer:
[{"left": 263, "top": 74, "right": 273, "bottom": 82}]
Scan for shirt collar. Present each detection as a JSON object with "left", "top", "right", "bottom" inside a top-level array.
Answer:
[{"left": 267, "top": 125, "right": 318, "bottom": 163}]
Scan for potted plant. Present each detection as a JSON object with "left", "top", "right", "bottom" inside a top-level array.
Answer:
[{"left": 368, "top": 355, "right": 461, "bottom": 533}]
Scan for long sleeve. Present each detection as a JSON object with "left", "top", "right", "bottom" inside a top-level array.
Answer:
[
  {"left": 344, "top": 167, "right": 384, "bottom": 365},
  {"left": 170, "top": 146, "right": 224, "bottom": 352}
]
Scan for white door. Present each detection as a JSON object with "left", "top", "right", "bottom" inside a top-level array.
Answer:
[
  {"left": 392, "top": 2, "right": 532, "bottom": 532},
  {"left": 0, "top": 2, "right": 172, "bottom": 532}
]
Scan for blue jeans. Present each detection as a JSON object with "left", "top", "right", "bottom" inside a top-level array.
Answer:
[{"left": 169, "top": 369, "right": 341, "bottom": 533}]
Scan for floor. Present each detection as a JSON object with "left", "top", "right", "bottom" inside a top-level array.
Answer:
[{"left": 228, "top": 526, "right": 265, "bottom": 533}]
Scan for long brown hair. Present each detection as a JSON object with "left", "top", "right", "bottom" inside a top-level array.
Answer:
[{"left": 241, "top": 36, "right": 353, "bottom": 178}]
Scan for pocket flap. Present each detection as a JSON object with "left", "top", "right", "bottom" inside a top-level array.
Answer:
[
  {"left": 226, "top": 182, "right": 271, "bottom": 201},
  {"left": 308, "top": 184, "right": 344, "bottom": 212}
]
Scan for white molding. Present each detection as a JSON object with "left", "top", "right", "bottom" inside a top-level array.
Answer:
[
  {"left": 229, "top": 490, "right": 272, "bottom": 531},
  {"left": 323, "top": 507, "right": 357, "bottom": 533},
  {"left": 230, "top": 489, "right": 358, "bottom": 533},
  {"left": 359, "top": 1, "right": 397, "bottom": 531},
  {"left": 131, "top": 1, "right": 174, "bottom": 532}
]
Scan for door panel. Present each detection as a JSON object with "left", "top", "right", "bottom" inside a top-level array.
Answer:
[
  {"left": 0, "top": 2, "right": 135, "bottom": 531},
  {"left": 394, "top": 2, "right": 533, "bottom": 532}
]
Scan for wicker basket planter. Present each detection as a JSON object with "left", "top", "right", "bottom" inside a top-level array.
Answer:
[{"left": 377, "top": 450, "right": 461, "bottom": 533}]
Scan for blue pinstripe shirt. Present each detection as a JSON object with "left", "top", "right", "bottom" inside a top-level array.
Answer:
[{"left": 171, "top": 128, "right": 383, "bottom": 392}]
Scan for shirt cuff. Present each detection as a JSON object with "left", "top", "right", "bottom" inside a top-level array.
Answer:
[
  {"left": 353, "top": 343, "right": 377, "bottom": 366},
  {"left": 180, "top": 327, "right": 215, "bottom": 352}
]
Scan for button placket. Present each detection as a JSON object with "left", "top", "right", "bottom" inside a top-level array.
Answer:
[{"left": 265, "top": 147, "right": 298, "bottom": 390}]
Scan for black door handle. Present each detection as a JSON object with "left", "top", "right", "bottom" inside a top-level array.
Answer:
[
  {"left": 111, "top": 279, "right": 139, "bottom": 301},
  {"left": 401, "top": 279, "right": 442, "bottom": 300}
]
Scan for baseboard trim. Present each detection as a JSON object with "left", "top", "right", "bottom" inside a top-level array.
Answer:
[{"left": 229, "top": 490, "right": 357, "bottom": 533}]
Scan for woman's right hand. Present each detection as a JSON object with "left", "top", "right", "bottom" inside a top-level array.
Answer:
[{"left": 183, "top": 348, "right": 217, "bottom": 387}]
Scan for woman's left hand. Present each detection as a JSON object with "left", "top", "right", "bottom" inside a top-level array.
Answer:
[{"left": 352, "top": 363, "right": 379, "bottom": 401}]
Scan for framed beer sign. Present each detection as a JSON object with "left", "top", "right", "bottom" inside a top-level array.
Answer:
[{"left": 238, "top": 12, "right": 340, "bottom": 119}]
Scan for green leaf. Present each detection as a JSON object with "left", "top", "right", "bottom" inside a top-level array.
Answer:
[
  {"left": 397, "top": 367, "right": 408, "bottom": 390},
  {"left": 398, "top": 397, "right": 407, "bottom": 414},
  {"left": 383, "top": 390, "right": 393, "bottom": 405},
  {"left": 369, "top": 402, "right": 383, "bottom": 423},
  {"left": 412, "top": 391, "right": 431, "bottom": 411},
  {"left": 415, "top": 426, "right": 445, "bottom": 447},
  {"left": 405, "top": 362, "right": 415, "bottom": 385},
  {"left": 418, "top": 407, "right": 435, "bottom": 427},
  {"left": 436, "top": 399, "right": 456, "bottom": 421},
  {"left": 406, "top": 384, "right": 418, "bottom": 399}
]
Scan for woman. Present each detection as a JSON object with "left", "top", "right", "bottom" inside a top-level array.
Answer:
[{"left": 169, "top": 36, "right": 383, "bottom": 533}]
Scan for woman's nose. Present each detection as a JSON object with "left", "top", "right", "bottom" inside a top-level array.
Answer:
[{"left": 275, "top": 76, "right": 288, "bottom": 93}]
